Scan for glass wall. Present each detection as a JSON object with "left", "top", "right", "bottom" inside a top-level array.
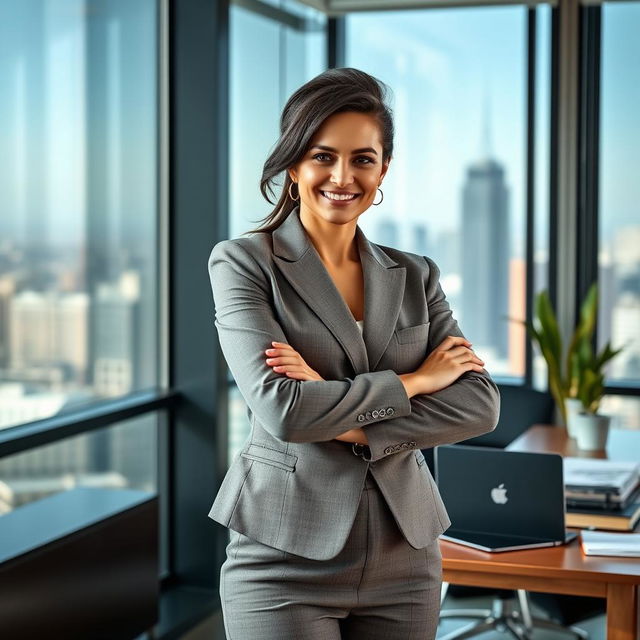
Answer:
[
  {"left": 0, "top": 0, "right": 159, "bottom": 431},
  {"left": 227, "top": 0, "right": 327, "bottom": 461},
  {"left": 598, "top": 1, "right": 640, "bottom": 429},
  {"left": 346, "top": 6, "right": 546, "bottom": 381}
]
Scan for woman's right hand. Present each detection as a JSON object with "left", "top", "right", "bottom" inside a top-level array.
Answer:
[{"left": 400, "top": 336, "right": 485, "bottom": 397}]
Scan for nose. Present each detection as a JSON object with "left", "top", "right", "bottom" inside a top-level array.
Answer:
[{"left": 330, "top": 158, "right": 354, "bottom": 188}]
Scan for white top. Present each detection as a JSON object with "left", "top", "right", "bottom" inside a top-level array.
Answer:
[{"left": 356, "top": 319, "right": 364, "bottom": 333}]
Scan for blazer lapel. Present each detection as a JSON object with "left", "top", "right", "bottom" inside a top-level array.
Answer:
[{"left": 272, "top": 207, "right": 406, "bottom": 374}]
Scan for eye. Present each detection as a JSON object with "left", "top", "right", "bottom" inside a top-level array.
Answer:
[{"left": 312, "top": 153, "right": 375, "bottom": 164}]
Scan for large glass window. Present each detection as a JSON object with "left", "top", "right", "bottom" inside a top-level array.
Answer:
[
  {"left": 227, "top": 0, "right": 327, "bottom": 460},
  {"left": 346, "top": 6, "right": 544, "bottom": 381},
  {"left": 598, "top": 2, "right": 640, "bottom": 430},
  {"left": 0, "top": 0, "right": 159, "bottom": 431}
]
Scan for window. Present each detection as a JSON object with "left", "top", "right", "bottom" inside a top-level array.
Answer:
[
  {"left": 0, "top": 0, "right": 159, "bottom": 431},
  {"left": 346, "top": 6, "right": 546, "bottom": 381}
]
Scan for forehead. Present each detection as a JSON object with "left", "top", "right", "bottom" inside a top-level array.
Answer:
[{"left": 310, "top": 112, "right": 382, "bottom": 151}]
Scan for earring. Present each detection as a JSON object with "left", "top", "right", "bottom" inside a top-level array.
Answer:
[
  {"left": 288, "top": 182, "right": 300, "bottom": 201},
  {"left": 372, "top": 187, "right": 384, "bottom": 206}
]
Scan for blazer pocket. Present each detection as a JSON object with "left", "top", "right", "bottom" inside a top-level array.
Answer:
[
  {"left": 240, "top": 444, "right": 298, "bottom": 472},
  {"left": 395, "top": 321, "right": 430, "bottom": 345}
]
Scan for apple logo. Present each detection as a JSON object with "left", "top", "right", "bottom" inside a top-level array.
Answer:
[{"left": 491, "top": 483, "right": 508, "bottom": 505}]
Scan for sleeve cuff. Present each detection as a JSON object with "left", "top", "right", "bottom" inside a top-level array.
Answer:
[{"left": 359, "top": 371, "right": 412, "bottom": 463}]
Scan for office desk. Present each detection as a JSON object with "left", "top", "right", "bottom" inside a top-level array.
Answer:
[{"left": 439, "top": 425, "right": 640, "bottom": 640}]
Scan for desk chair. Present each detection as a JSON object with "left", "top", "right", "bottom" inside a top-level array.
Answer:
[{"left": 426, "top": 385, "right": 598, "bottom": 640}]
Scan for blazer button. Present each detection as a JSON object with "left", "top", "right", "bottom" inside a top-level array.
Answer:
[
  {"left": 386, "top": 407, "right": 395, "bottom": 415},
  {"left": 384, "top": 446, "right": 393, "bottom": 454},
  {"left": 365, "top": 411, "right": 372, "bottom": 420},
  {"left": 378, "top": 407, "right": 386, "bottom": 416},
  {"left": 372, "top": 410, "right": 379, "bottom": 418},
  {"left": 357, "top": 414, "right": 365, "bottom": 422},
  {"left": 409, "top": 441, "right": 417, "bottom": 447}
]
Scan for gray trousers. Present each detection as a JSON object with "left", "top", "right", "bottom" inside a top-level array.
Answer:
[{"left": 220, "top": 470, "right": 442, "bottom": 639}]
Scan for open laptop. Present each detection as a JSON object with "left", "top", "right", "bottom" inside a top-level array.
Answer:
[{"left": 434, "top": 445, "right": 578, "bottom": 552}]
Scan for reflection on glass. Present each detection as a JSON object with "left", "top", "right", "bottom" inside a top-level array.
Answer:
[
  {"left": 599, "top": 3, "right": 640, "bottom": 409},
  {"left": 0, "top": 0, "right": 158, "bottom": 431},
  {"left": 0, "top": 413, "right": 157, "bottom": 517},
  {"left": 227, "top": 2, "right": 326, "bottom": 462},
  {"left": 347, "top": 6, "right": 533, "bottom": 380}
]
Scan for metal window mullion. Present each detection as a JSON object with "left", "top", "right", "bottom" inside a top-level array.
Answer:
[
  {"left": 525, "top": 7, "right": 537, "bottom": 388},
  {"left": 576, "top": 4, "right": 600, "bottom": 326},
  {"left": 550, "top": 0, "right": 580, "bottom": 424},
  {"left": 328, "top": 15, "right": 345, "bottom": 68}
]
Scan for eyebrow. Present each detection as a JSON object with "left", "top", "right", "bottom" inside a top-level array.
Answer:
[{"left": 310, "top": 144, "right": 378, "bottom": 156}]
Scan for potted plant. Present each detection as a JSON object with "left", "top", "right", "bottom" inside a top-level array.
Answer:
[{"left": 510, "top": 283, "right": 625, "bottom": 450}]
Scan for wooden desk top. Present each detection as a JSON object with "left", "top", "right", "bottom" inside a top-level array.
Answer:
[
  {"left": 507, "top": 424, "right": 640, "bottom": 462},
  {"left": 441, "top": 532, "right": 640, "bottom": 583}
]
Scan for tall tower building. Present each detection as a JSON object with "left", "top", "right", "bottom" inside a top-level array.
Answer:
[{"left": 460, "top": 96, "right": 510, "bottom": 359}]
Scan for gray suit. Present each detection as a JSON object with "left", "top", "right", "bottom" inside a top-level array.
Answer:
[{"left": 207, "top": 206, "right": 500, "bottom": 562}]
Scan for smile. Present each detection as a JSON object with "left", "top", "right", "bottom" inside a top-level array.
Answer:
[{"left": 320, "top": 190, "right": 360, "bottom": 202}]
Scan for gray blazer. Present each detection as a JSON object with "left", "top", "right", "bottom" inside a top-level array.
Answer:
[{"left": 207, "top": 206, "right": 500, "bottom": 560}]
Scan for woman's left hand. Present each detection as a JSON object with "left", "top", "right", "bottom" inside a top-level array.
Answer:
[{"left": 265, "top": 341, "right": 324, "bottom": 382}]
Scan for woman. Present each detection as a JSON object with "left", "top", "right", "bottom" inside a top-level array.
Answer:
[{"left": 208, "top": 67, "right": 500, "bottom": 639}]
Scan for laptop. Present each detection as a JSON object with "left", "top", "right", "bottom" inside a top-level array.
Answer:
[{"left": 434, "top": 445, "right": 578, "bottom": 552}]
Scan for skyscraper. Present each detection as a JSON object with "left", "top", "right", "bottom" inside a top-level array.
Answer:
[{"left": 460, "top": 100, "right": 510, "bottom": 359}]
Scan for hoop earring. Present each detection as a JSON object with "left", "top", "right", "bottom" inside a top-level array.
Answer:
[
  {"left": 372, "top": 187, "right": 384, "bottom": 206},
  {"left": 288, "top": 182, "right": 300, "bottom": 201}
]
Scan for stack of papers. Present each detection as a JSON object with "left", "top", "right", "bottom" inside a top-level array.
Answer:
[
  {"left": 580, "top": 530, "right": 640, "bottom": 557},
  {"left": 563, "top": 458, "right": 640, "bottom": 507}
]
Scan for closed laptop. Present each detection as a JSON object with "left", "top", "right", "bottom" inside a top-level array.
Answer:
[{"left": 434, "top": 445, "right": 577, "bottom": 552}]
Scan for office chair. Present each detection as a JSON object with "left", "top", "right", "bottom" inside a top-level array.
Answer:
[{"left": 425, "top": 385, "right": 600, "bottom": 640}]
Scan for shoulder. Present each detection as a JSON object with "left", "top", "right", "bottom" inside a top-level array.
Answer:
[
  {"left": 369, "top": 241, "right": 440, "bottom": 281},
  {"left": 208, "top": 233, "right": 273, "bottom": 269}
]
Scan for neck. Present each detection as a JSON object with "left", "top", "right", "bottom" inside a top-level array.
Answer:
[{"left": 298, "top": 204, "right": 360, "bottom": 266}]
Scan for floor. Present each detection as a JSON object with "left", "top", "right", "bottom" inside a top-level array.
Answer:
[{"left": 179, "top": 591, "right": 606, "bottom": 639}]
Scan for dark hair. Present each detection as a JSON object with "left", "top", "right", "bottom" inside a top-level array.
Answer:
[{"left": 241, "top": 67, "right": 394, "bottom": 236}]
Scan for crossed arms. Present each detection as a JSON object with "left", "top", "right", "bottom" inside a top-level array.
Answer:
[{"left": 209, "top": 239, "right": 500, "bottom": 463}]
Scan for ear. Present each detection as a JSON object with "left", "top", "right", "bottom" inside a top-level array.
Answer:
[
  {"left": 379, "top": 156, "right": 391, "bottom": 184},
  {"left": 287, "top": 167, "right": 298, "bottom": 183}
]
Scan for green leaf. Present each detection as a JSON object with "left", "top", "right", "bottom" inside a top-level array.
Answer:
[{"left": 535, "top": 291, "right": 563, "bottom": 370}]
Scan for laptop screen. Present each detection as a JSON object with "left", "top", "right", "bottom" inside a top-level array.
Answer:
[{"left": 435, "top": 445, "right": 566, "bottom": 542}]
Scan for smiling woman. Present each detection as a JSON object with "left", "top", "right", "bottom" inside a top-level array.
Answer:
[{"left": 211, "top": 67, "right": 499, "bottom": 640}]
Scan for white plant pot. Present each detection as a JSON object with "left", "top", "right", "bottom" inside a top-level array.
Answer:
[
  {"left": 573, "top": 412, "right": 611, "bottom": 451},
  {"left": 564, "top": 398, "right": 584, "bottom": 439}
]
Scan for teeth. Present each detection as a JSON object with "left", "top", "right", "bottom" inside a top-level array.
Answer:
[{"left": 322, "top": 191, "right": 358, "bottom": 201}]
